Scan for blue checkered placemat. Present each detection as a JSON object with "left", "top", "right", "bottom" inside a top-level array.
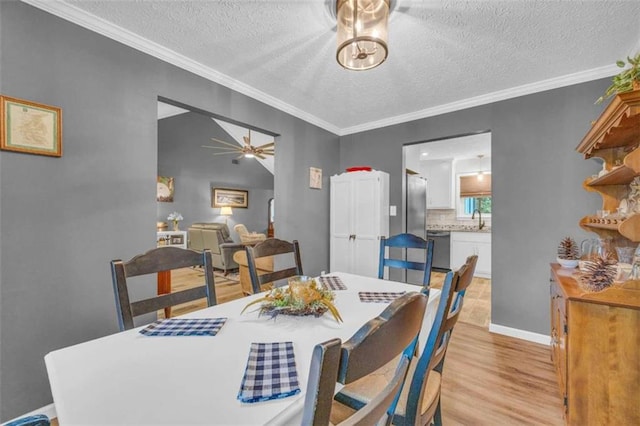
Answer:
[
  {"left": 237, "top": 342, "right": 301, "bottom": 404},
  {"left": 319, "top": 276, "right": 347, "bottom": 290},
  {"left": 139, "top": 318, "right": 227, "bottom": 336},
  {"left": 358, "top": 291, "right": 406, "bottom": 303}
]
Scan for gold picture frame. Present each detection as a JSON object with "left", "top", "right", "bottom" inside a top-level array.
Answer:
[
  {"left": 157, "top": 176, "right": 175, "bottom": 202},
  {"left": 0, "top": 95, "right": 62, "bottom": 157},
  {"left": 212, "top": 188, "right": 248, "bottom": 208}
]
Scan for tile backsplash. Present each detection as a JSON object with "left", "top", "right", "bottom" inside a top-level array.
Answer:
[{"left": 427, "top": 209, "right": 492, "bottom": 228}]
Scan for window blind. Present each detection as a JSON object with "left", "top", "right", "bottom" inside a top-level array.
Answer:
[{"left": 460, "top": 174, "right": 491, "bottom": 197}]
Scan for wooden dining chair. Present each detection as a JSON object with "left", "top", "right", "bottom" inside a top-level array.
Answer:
[
  {"left": 245, "top": 238, "right": 303, "bottom": 294},
  {"left": 378, "top": 233, "right": 435, "bottom": 288},
  {"left": 110, "top": 247, "right": 217, "bottom": 331},
  {"left": 335, "top": 254, "right": 478, "bottom": 426},
  {"left": 302, "top": 292, "right": 428, "bottom": 426}
]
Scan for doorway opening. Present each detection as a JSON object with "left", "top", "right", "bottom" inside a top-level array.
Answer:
[{"left": 402, "top": 131, "right": 492, "bottom": 328}]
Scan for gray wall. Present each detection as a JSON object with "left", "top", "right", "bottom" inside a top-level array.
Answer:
[
  {"left": 0, "top": 2, "right": 339, "bottom": 419},
  {"left": 157, "top": 112, "right": 274, "bottom": 239},
  {"left": 340, "top": 81, "right": 606, "bottom": 335}
]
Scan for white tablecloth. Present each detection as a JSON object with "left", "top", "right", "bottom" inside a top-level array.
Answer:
[{"left": 45, "top": 272, "right": 440, "bottom": 425}]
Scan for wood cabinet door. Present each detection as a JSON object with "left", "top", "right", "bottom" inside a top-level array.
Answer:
[{"left": 550, "top": 280, "right": 567, "bottom": 415}]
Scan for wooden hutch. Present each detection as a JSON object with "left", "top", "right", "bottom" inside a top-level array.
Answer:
[{"left": 549, "top": 90, "right": 640, "bottom": 425}]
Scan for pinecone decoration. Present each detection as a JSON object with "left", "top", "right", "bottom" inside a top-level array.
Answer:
[
  {"left": 557, "top": 237, "right": 579, "bottom": 260},
  {"left": 578, "top": 253, "right": 617, "bottom": 292}
]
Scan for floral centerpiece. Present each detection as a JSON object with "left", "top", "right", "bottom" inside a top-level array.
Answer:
[
  {"left": 167, "top": 212, "right": 183, "bottom": 231},
  {"left": 241, "top": 277, "right": 343, "bottom": 323}
]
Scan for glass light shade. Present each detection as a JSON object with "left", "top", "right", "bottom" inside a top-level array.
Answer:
[
  {"left": 336, "top": 0, "right": 389, "bottom": 71},
  {"left": 220, "top": 206, "right": 233, "bottom": 216}
]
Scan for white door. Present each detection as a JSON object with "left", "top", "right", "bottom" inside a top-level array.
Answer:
[
  {"left": 330, "top": 178, "right": 353, "bottom": 273},
  {"left": 352, "top": 175, "right": 381, "bottom": 277}
]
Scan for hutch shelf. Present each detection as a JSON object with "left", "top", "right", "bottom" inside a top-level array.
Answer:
[{"left": 576, "top": 90, "right": 640, "bottom": 244}]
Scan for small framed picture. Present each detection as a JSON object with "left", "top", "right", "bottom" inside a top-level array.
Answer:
[
  {"left": 157, "top": 176, "right": 175, "bottom": 202},
  {"left": 212, "top": 188, "right": 248, "bottom": 208},
  {"left": 171, "top": 235, "right": 184, "bottom": 245},
  {"left": 310, "top": 167, "right": 322, "bottom": 189},
  {"left": 0, "top": 95, "right": 62, "bottom": 157}
]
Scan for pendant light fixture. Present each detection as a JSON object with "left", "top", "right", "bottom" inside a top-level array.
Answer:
[
  {"left": 336, "top": 0, "right": 390, "bottom": 71},
  {"left": 476, "top": 155, "right": 485, "bottom": 181}
]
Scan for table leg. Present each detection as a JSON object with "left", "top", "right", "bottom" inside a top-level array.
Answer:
[{"left": 157, "top": 270, "right": 171, "bottom": 318}]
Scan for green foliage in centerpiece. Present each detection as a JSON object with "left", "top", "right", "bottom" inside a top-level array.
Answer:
[{"left": 241, "top": 278, "right": 343, "bottom": 323}]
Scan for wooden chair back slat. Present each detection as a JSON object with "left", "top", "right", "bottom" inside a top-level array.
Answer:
[
  {"left": 110, "top": 247, "right": 217, "bottom": 331},
  {"left": 130, "top": 287, "right": 209, "bottom": 317},
  {"left": 455, "top": 255, "right": 478, "bottom": 295},
  {"left": 339, "top": 292, "right": 428, "bottom": 384},
  {"left": 245, "top": 238, "right": 303, "bottom": 294}
]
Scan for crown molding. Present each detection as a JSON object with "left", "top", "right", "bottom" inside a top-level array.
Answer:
[
  {"left": 340, "top": 64, "right": 620, "bottom": 135},
  {"left": 19, "top": 0, "right": 634, "bottom": 138},
  {"left": 21, "top": 0, "right": 341, "bottom": 135}
]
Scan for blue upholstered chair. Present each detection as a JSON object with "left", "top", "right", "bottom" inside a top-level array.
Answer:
[{"left": 378, "top": 233, "right": 435, "bottom": 288}]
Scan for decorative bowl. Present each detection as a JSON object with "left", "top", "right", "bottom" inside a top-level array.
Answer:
[{"left": 557, "top": 257, "right": 579, "bottom": 269}]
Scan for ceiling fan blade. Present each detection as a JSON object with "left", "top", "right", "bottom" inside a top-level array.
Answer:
[
  {"left": 210, "top": 152, "right": 240, "bottom": 156},
  {"left": 210, "top": 138, "right": 242, "bottom": 148},
  {"left": 235, "top": 153, "right": 245, "bottom": 160},
  {"left": 255, "top": 153, "right": 267, "bottom": 160},
  {"left": 255, "top": 142, "right": 275, "bottom": 150},
  {"left": 202, "top": 145, "right": 242, "bottom": 151}
]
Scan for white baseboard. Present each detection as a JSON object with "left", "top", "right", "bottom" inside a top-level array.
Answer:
[
  {"left": 2, "top": 403, "right": 56, "bottom": 425},
  {"left": 489, "top": 323, "right": 550, "bottom": 346}
]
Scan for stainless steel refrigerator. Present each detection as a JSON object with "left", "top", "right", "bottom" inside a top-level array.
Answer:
[{"left": 405, "top": 173, "right": 427, "bottom": 285}]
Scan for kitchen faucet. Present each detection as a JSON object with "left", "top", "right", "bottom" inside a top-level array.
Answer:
[{"left": 472, "top": 209, "right": 485, "bottom": 230}]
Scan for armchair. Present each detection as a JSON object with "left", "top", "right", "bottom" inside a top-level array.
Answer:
[
  {"left": 187, "top": 223, "right": 242, "bottom": 274},
  {"left": 234, "top": 224, "right": 267, "bottom": 244}
]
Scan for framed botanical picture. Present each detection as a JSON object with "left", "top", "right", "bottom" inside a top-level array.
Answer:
[
  {"left": 212, "top": 188, "right": 248, "bottom": 208},
  {"left": 157, "top": 176, "right": 175, "bottom": 202},
  {"left": 0, "top": 95, "right": 62, "bottom": 157},
  {"left": 310, "top": 167, "right": 322, "bottom": 189}
]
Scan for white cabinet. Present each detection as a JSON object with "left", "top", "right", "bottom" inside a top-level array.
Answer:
[
  {"left": 157, "top": 231, "right": 187, "bottom": 249},
  {"left": 423, "top": 159, "right": 453, "bottom": 209},
  {"left": 450, "top": 231, "right": 491, "bottom": 278},
  {"left": 330, "top": 171, "right": 389, "bottom": 277}
]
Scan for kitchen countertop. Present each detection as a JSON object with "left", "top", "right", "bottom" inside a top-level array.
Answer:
[{"left": 427, "top": 224, "right": 491, "bottom": 233}]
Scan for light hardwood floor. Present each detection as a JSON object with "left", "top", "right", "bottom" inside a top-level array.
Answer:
[
  {"left": 430, "top": 271, "right": 491, "bottom": 328},
  {"left": 52, "top": 270, "right": 563, "bottom": 425}
]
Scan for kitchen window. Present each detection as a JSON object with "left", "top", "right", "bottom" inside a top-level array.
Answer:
[{"left": 457, "top": 173, "right": 491, "bottom": 218}]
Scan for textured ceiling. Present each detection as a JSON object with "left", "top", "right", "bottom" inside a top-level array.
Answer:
[{"left": 35, "top": 1, "right": 640, "bottom": 134}]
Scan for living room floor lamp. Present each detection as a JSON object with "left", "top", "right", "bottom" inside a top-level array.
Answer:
[{"left": 220, "top": 206, "right": 233, "bottom": 224}]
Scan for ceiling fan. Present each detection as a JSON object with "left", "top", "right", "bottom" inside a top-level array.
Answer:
[{"left": 202, "top": 130, "right": 275, "bottom": 160}]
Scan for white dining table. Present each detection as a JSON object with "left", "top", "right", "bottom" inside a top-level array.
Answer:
[{"left": 45, "top": 272, "right": 441, "bottom": 425}]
